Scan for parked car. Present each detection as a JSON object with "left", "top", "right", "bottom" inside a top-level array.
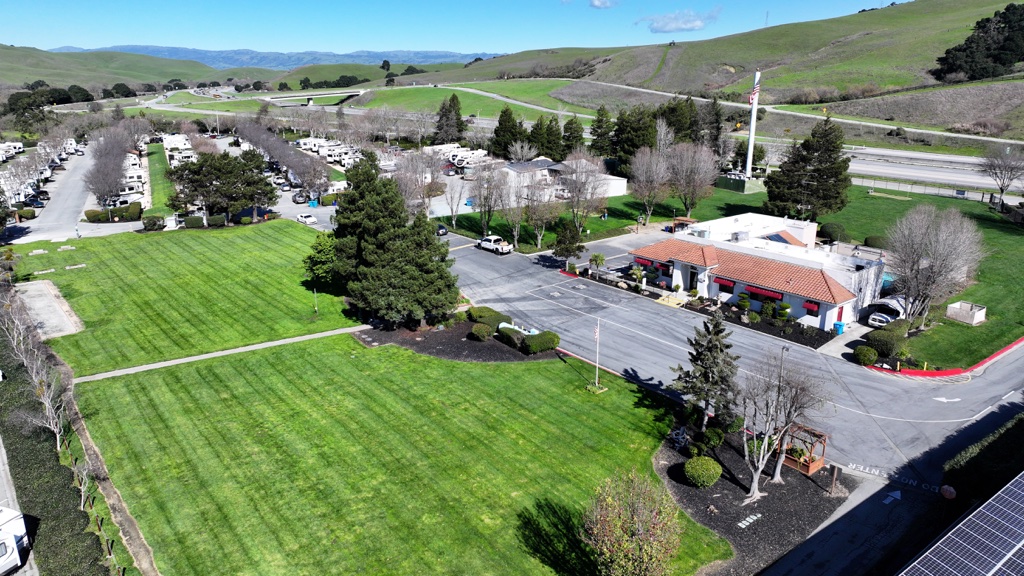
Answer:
[
  {"left": 867, "top": 296, "right": 907, "bottom": 328},
  {"left": 23, "top": 198, "right": 45, "bottom": 209},
  {"left": 34, "top": 190, "right": 49, "bottom": 201},
  {"left": 296, "top": 213, "right": 318, "bottom": 225},
  {"left": 291, "top": 192, "right": 309, "bottom": 204},
  {"left": 436, "top": 224, "right": 448, "bottom": 236},
  {"left": 477, "top": 235, "right": 513, "bottom": 254}
]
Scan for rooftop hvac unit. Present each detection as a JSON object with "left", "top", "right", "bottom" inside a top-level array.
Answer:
[
  {"left": 693, "top": 229, "right": 709, "bottom": 239},
  {"left": 731, "top": 231, "right": 749, "bottom": 242}
]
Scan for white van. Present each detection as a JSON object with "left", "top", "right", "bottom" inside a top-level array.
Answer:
[{"left": 1, "top": 142, "right": 24, "bottom": 154}]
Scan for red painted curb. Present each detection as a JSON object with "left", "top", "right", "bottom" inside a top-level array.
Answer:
[
  {"left": 967, "top": 334, "right": 1024, "bottom": 372},
  {"left": 865, "top": 334, "right": 1024, "bottom": 378},
  {"left": 558, "top": 270, "right": 579, "bottom": 278}
]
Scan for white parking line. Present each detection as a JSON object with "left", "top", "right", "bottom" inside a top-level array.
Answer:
[{"left": 526, "top": 284, "right": 627, "bottom": 309}]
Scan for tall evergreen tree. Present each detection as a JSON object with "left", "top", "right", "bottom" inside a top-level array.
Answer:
[
  {"left": 670, "top": 311, "right": 739, "bottom": 432},
  {"left": 544, "top": 116, "right": 563, "bottom": 161},
  {"left": 695, "top": 97, "right": 725, "bottom": 156},
  {"left": 489, "top": 105, "right": 528, "bottom": 158},
  {"left": 528, "top": 116, "right": 549, "bottom": 155},
  {"left": 346, "top": 176, "right": 410, "bottom": 322},
  {"left": 333, "top": 155, "right": 379, "bottom": 284},
  {"left": 562, "top": 115, "right": 585, "bottom": 157},
  {"left": 611, "top": 106, "right": 656, "bottom": 178},
  {"left": 763, "top": 117, "right": 851, "bottom": 218},
  {"left": 432, "top": 94, "right": 466, "bottom": 144},
  {"left": 657, "top": 97, "right": 697, "bottom": 143},
  {"left": 399, "top": 212, "right": 460, "bottom": 324},
  {"left": 589, "top": 105, "right": 615, "bottom": 157}
]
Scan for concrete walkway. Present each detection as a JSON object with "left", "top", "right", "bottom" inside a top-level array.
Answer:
[{"left": 75, "top": 325, "right": 370, "bottom": 383}]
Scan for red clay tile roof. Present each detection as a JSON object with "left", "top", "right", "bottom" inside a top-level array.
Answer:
[{"left": 630, "top": 238, "right": 856, "bottom": 304}]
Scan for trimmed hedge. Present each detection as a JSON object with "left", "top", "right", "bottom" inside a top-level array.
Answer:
[
  {"left": 724, "top": 416, "right": 744, "bottom": 434},
  {"left": 700, "top": 428, "right": 725, "bottom": 449},
  {"left": 496, "top": 326, "right": 525, "bottom": 349},
  {"left": 320, "top": 193, "right": 340, "bottom": 205},
  {"left": 522, "top": 330, "right": 560, "bottom": 354},
  {"left": 864, "top": 235, "right": 888, "bottom": 249},
  {"left": 470, "top": 323, "right": 493, "bottom": 341},
  {"left": 240, "top": 217, "right": 252, "bottom": 225},
  {"left": 17, "top": 209, "right": 36, "bottom": 220},
  {"left": 467, "top": 306, "right": 498, "bottom": 322},
  {"left": 141, "top": 216, "right": 165, "bottom": 231},
  {"left": 882, "top": 319, "right": 910, "bottom": 336},
  {"left": 184, "top": 216, "right": 205, "bottom": 229},
  {"left": 854, "top": 345, "right": 879, "bottom": 366},
  {"left": 820, "top": 222, "right": 850, "bottom": 243},
  {"left": 127, "top": 202, "right": 142, "bottom": 221},
  {"left": 684, "top": 456, "right": 723, "bottom": 488},
  {"left": 865, "top": 330, "right": 906, "bottom": 357},
  {"left": 208, "top": 215, "right": 226, "bottom": 227}
]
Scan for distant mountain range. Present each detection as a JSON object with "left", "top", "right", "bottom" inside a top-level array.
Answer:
[{"left": 48, "top": 45, "right": 503, "bottom": 70}]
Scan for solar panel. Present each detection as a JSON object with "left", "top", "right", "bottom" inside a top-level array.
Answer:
[
  {"left": 765, "top": 233, "right": 788, "bottom": 244},
  {"left": 900, "top": 472, "right": 1024, "bottom": 576}
]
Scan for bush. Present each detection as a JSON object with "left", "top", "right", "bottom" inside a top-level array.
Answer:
[
  {"left": 266, "top": 212, "right": 281, "bottom": 220},
  {"left": 866, "top": 330, "right": 906, "bottom": 357},
  {"left": 882, "top": 319, "right": 910, "bottom": 336},
  {"left": 467, "top": 306, "right": 498, "bottom": 322},
  {"left": 854, "top": 345, "right": 879, "bottom": 366},
  {"left": 320, "top": 193, "right": 340, "bottom": 205},
  {"left": 760, "top": 300, "right": 776, "bottom": 319},
  {"left": 686, "top": 443, "right": 706, "bottom": 458},
  {"left": 479, "top": 313, "right": 512, "bottom": 331},
  {"left": 737, "top": 299, "right": 750, "bottom": 311},
  {"left": 16, "top": 209, "right": 36, "bottom": 220},
  {"left": 452, "top": 311, "right": 467, "bottom": 323},
  {"left": 864, "top": 235, "right": 888, "bottom": 249},
  {"left": 700, "top": 428, "right": 725, "bottom": 449},
  {"left": 725, "top": 416, "right": 744, "bottom": 434},
  {"left": 496, "top": 326, "right": 526, "bottom": 349},
  {"left": 747, "top": 311, "right": 761, "bottom": 323},
  {"left": 819, "top": 222, "right": 848, "bottom": 243},
  {"left": 684, "top": 456, "right": 722, "bottom": 488},
  {"left": 240, "top": 217, "right": 253, "bottom": 225},
  {"left": 208, "top": 215, "right": 226, "bottom": 227},
  {"left": 522, "top": 330, "right": 560, "bottom": 354},
  {"left": 84, "top": 209, "right": 106, "bottom": 223},
  {"left": 184, "top": 216, "right": 205, "bottom": 229},
  {"left": 141, "top": 216, "right": 165, "bottom": 231},
  {"left": 127, "top": 202, "right": 142, "bottom": 221},
  {"left": 470, "top": 323, "right": 493, "bottom": 341}
]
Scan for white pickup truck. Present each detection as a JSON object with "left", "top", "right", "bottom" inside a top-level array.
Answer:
[
  {"left": 0, "top": 506, "right": 28, "bottom": 575},
  {"left": 477, "top": 235, "right": 513, "bottom": 255}
]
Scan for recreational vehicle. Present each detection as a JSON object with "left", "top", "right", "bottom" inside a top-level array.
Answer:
[{"left": 0, "top": 506, "right": 29, "bottom": 575}]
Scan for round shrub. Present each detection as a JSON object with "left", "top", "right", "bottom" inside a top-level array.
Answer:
[
  {"left": 684, "top": 456, "right": 722, "bottom": 489},
  {"left": 208, "top": 215, "right": 226, "bottom": 227},
  {"left": 522, "top": 330, "right": 560, "bottom": 354},
  {"left": 141, "top": 216, "right": 165, "bottom": 231},
  {"left": 16, "top": 209, "right": 36, "bottom": 220},
  {"left": 854, "top": 345, "right": 879, "bottom": 366},
  {"left": 747, "top": 311, "right": 761, "bottom": 323},
  {"left": 686, "top": 443, "right": 706, "bottom": 458},
  {"left": 700, "top": 428, "right": 725, "bottom": 449},
  {"left": 882, "top": 319, "right": 910, "bottom": 336},
  {"left": 127, "top": 202, "right": 143, "bottom": 221},
  {"left": 865, "top": 330, "right": 906, "bottom": 357},
  {"left": 452, "top": 311, "right": 467, "bottom": 324},
  {"left": 470, "top": 323, "right": 493, "bottom": 341},
  {"left": 864, "top": 235, "right": 888, "bottom": 249},
  {"left": 240, "top": 217, "right": 253, "bottom": 225},
  {"left": 820, "top": 222, "right": 848, "bottom": 243},
  {"left": 725, "top": 416, "right": 744, "bottom": 434}
]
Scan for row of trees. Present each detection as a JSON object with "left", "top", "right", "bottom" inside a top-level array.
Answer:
[
  {"left": 166, "top": 148, "right": 277, "bottom": 220},
  {"left": 304, "top": 154, "right": 460, "bottom": 325},
  {"left": 81, "top": 118, "right": 151, "bottom": 206},
  {"left": 489, "top": 106, "right": 585, "bottom": 162},
  {"left": 298, "top": 75, "right": 371, "bottom": 90},
  {"left": 236, "top": 120, "right": 329, "bottom": 196}
]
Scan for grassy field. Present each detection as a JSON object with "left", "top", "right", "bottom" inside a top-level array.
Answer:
[
  {"left": 77, "top": 335, "right": 731, "bottom": 576},
  {"left": 13, "top": 220, "right": 353, "bottom": 375},
  {"left": 144, "top": 143, "right": 175, "bottom": 217},
  {"left": 162, "top": 92, "right": 217, "bottom": 105},
  {"left": 360, "top": 88, "right": 561, "bottom": 122},
  {"left": 274, "top": 63, "right": 465, "bottom": 87},
  {"left": 0, "top": 44, "right": 217, "bottom": 86},
  {"left": 124, "top": 108, "right": 210, "bottom": 122},
  {"left": 185, "top": 99, "right": 267, "bottom": 113},
  {"left": 450, "top": 80, "right": 595, "bottom": 116}
]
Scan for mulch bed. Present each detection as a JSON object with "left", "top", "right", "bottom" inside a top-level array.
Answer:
[
  {"left": 358, "top": 321, "right": 559, "bottom": 363},
  {"left": 655, "top": 433, "right": 860, "bottom": 576}
]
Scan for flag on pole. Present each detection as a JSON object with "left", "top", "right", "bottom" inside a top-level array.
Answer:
[{"left": 749, "top": 81, "right": 760, "bottom": 105}]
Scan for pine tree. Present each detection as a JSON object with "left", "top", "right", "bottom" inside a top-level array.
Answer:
[
  {"left": 489, "top": 105, "right": 528, "bottom": 158},
  {"left": 432, "top": 94, "right": 467, "bottom": 144},
  {"left": 763, "top": 117, "right": 851, "bottom": 218},
  {"left": 670, "top": 311, "right": 739, "bottom": 432},
  {"left": 528, "top": 116, "right": 548, "bottom": 156},
  {"left": 544, "top": 116, "right": 563, "bottom": 161},
  {"left": 657, "top": 97, "right": 697, "bottom": 143},
  {"left": 589, "top": 105, "right": 615, "bottom": 157},
  {"left": 562, "top": 115, "right": 585, "bottom": 158},
  {"left": 611, "top": 106, "right": 656, "bottom": 178},
  {"left": 346, "top": 176, "right": 410, "bottom": 323},
  {"left": 400, "top": 212, "right": 460, "bottom": 324}
]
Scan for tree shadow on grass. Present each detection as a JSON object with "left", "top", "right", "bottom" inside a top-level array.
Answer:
[{"left": 515, "top": 498, "right": 597, "bottom": 576}]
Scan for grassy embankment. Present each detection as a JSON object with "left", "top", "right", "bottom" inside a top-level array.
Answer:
[
  {"left": 77, "top": 335, "right": 732, "bottom": 576},
  {"left": 13, "top": 220, "right": 353, "bottom": 376}
]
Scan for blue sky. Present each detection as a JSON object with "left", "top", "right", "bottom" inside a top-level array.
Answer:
[{"left": 5, "top": 0, "right": 892, "bottom": 54}]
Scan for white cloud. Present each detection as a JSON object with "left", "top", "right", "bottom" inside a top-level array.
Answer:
[
  {"left": 636, "top": 7, "right": 721, "bottom": 33},
  {"left": 590, "top": 0, "right": 614, "bottom": 7}
]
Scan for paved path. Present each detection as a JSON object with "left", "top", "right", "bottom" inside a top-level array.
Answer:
[
  {"left": 75, "top": 325, "right": 370, "bottom": 383},
  {"left": 0, "top": 435, "right": 38, "bottom": 576}
]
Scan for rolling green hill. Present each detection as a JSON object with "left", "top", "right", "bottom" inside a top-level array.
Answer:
[
  {"left": 0, "top": 45, "right": 217, "bottom": 86},
  {"left": 273, "top": 62, "right": 464, "bottom": 86}
]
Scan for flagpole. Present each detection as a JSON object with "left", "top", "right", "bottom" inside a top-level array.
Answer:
[
  {"left": 594, "top": 318, "right": 601, "bottom": 387},
  {"left": 744, "top": 69, "right": 761, "bottom": 180}
]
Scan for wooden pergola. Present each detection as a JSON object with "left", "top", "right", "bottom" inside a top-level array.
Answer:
[{"left": 780, "top": 424, "right": 829, "bottom": 476}]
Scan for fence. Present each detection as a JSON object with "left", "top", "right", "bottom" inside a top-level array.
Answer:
[{"left": 852, "top": 177, "right": 988, "bottom": 201}]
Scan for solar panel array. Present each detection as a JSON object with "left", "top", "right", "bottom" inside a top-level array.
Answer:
[{"left": 901, "top": 471, "right": 1024, "bottom": 576}]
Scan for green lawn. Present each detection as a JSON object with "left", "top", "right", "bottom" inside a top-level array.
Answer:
[
  {"left": 185, "top": 99, "right": 267, "bottom": 113},
  {"left": 817, "top": 186, "right": 1023, "bottom": 368},
  {"left": 144, "top": 143, "right": 174, "bottom": 217},
  {"left": 124, "top": 108, "right": 209, "bottom": 122},
  {"left": 450, "top": 80, "right": 595, "bottom": 116},
  {"left": 361, "top": 88, "right": 560, "bottom": 123},
  {"left": 162, "top": 92, "right": 217, "bottom": 105},
  {"left": 77, "top": 335, "right": 732, "bottom": 576},
  {"left": 14, "top": 221, "right": 352, "bottom": 375}
]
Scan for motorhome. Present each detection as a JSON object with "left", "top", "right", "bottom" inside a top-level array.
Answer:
[
  {"left": 0, "top": 142, "right": 24, "bottom": 154},
  {"left": 118, "top": 182, "right": 145, "bottom": 196},
  {"left": 123, "top": 169, "right": 147, "bottom": 184},
  {"left": 448, "top": 148, "right": 487, "bottom": 168},
  {"left": 297, "top": 137, "right": 328, "bottom": 152},
  {"left": 123, "top": 154, "right": 142, "bottom": 170},
  {"left": 0, "top": 506, "right": 29, "bottom": 575},
  {"left": 62, "top": 138, "right": 78, "bottom": 154}
]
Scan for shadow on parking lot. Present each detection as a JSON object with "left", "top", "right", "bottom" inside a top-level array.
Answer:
[{"left": 1, "top": 225, "right": 31, "bottom": 243}]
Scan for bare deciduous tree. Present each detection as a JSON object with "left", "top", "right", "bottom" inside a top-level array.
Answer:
[
  {"left": 83, "top": 125, "right": 132, "bottom": 205},
  {"left": 655, "top": 117, "right": 675, "bottom": 153},
  {"left": 13, "top": 368, "right": 67, "bottom": 453},
  {"left": 472, "top": 163, "right": 507, "bottom": 236},
  {"left": 739, "top": 349, "right": 826, "bottom": 504},
  {"left": 408, "top": 111, "right": 434, "bottom": 148},
  {"left": 120, "top": 117, "right": 152, "bottom": 153},
  {"left": 508, "top": 140, "right": 538, "bottom": 163},
  {"left": 667, "top": 142, "right": 719, "bottom": 218},
  {"left": 981, "top": 146, "right": 1024, "bottom": 203},
  {"left": 499, "top": 172, "right": 529, "bottom": 247},
  {"left": 630, "top": 146, "right": 670, "bottom": 225},
  {"left": 396, "top": 152, "right": 437, "bottom": 215},
  {"left": 524, "top": 187, "right": 563, "bottom": 249},
  {"left": 886, "top": 205, "right": 985, "bottom": 322},
  {"left": 561, "top": 146, "right": 607, "bottom": 233}
]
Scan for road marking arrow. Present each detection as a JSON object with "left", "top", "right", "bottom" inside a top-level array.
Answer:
[
  {"left": 883, "top": 490, "right": 902, "bottom": 505},
  {"left": 932, "top": 397, "right": 961, "bottom": 403}
]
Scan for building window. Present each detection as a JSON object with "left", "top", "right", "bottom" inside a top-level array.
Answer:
[
  {"left": 803, "top": 301, "right": 820, "bottom": 317},
  {"left": 713, "top": 277, "right": 734, "bottom": 294}
]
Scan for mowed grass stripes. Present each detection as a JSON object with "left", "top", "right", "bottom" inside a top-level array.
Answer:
[
  {"left": 76, "top": 336, "right": 731, "bottom": 575},
  {"left": 15, "top": 220, "right": 352, "bottom": 375}
]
